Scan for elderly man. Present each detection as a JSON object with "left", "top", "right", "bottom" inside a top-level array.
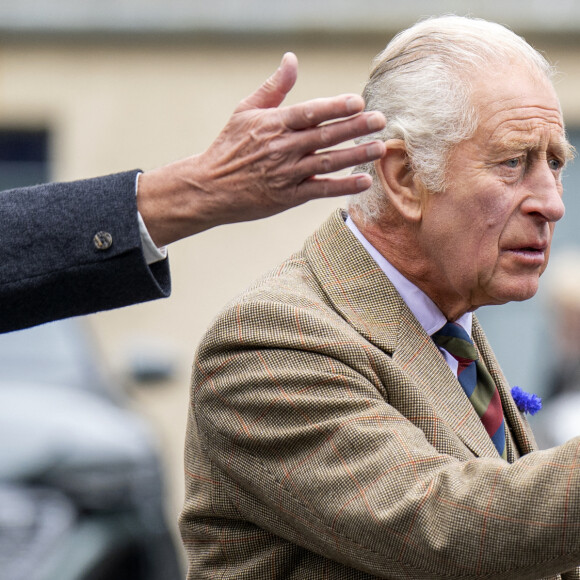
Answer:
[{"left": 180, "top": 16, "right": 580, "bottom": 580}]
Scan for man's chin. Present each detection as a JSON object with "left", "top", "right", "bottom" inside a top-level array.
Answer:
[
  {"left": 499, "top": 282, "right": 539, "bottom": 304},
  {"left": 479, "top": 278, "right": 540, "bottom": 308}
]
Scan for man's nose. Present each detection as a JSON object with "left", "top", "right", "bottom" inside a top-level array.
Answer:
[{"left": 522, "top": 162, "right": 565, "bottom": 223}]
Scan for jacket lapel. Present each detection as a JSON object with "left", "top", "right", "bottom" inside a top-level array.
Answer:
[
  {"left": 304, "top": 210, "right": 505, "bottom": 459},
  {"left": 395, "top": 310, "right": 500, "bottom": 458}
]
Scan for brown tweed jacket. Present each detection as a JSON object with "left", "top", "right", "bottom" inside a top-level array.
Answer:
[{"left": 180, "top": 210, "right": 580, "bottom": 580}]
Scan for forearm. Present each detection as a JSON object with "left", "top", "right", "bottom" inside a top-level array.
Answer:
[{"left": 0, "top": 171, "right": 170, "bottom": 332}]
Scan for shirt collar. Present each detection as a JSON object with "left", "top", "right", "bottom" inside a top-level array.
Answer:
[{"left": 345, "top": 215, "right": 472, "bottom": 337}]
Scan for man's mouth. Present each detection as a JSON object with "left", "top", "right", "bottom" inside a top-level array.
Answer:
[{"left": 505, "top": 243, "right": 547, "bottom": 266}]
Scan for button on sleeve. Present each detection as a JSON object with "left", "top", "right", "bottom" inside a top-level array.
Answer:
[{"left": 93, "top": 231, "right": 113, "bottom": 251}]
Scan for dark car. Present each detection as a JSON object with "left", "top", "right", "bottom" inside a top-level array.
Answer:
[{"left": 0, "top": 319, "right": 182, "bottom": 580}]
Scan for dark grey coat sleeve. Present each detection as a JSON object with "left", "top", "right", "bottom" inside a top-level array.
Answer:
[{"left": 0, "top": 170, "right": 171, "bottom": 333}]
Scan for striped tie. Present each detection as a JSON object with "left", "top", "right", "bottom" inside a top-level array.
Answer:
[{"left": 432, "top": 322, "right": 507, "bottom": 460}]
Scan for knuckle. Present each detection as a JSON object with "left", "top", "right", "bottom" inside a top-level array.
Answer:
[
  {"left": 302, "top": 104, "right": 316, "bottom": 124},
  {"left": 270, "top": 174, "right": 290, "bottom": 190},
  {"left": 268, "top": 140, "right": 285, "bottom": 161},
  {"left": 318, "top": 153, "right": 333, "bottom": 174},
  {"left": 319, "top": 125, "right": 332, "bottom": 147}
]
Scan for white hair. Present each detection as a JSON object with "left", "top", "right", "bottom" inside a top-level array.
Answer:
[{"left": 349, "top": 15, "right": 555, "bottom": 222}]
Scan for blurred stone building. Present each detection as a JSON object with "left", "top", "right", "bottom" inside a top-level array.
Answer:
[{"left": 3, "top": 0, "right": 580, "bottom": 556}]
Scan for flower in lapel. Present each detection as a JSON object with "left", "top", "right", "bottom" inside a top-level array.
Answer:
[{"left": 510, "top": 386, "right": 542, "bottom": 415}]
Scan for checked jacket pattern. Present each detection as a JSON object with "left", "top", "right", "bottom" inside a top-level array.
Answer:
[{"left": 180, "top": 209, "right": 580, "bottom": 580}]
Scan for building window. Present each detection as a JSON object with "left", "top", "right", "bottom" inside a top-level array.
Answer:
[{"left": 0, "top": 129, "right": 49, "bottom": 191}]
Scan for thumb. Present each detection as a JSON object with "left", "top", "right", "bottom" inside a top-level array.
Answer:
[{"left": 235, "top": 52, "right": 298, "bottom": 112}]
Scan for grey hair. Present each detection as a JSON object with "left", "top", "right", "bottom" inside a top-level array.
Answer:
[{"left": 349, "top": 15, "right": 555, "bottom": 222}]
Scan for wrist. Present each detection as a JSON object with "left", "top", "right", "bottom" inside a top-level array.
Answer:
[{"left": 137, "top": 156, "right": 214, "bottom": 246}]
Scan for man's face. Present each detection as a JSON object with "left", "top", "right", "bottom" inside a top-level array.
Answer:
[{"left": 419, "top": 63, "right": 569, "bottom": 316}]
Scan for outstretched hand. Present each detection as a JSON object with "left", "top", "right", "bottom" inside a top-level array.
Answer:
[{"left": 138, "top": 52, "right": 386, "bottom": 247}]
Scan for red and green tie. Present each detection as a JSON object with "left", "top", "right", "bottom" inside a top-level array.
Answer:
[{"left": 432, "top": 322, "right": 507, "bottom": 460}]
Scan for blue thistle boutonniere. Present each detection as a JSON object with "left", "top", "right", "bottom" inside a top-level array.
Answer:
[{"left": 511, "top": 386, "right": 542, "bottom": 415}]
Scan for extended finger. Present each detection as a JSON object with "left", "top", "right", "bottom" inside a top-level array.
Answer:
[
  {"left": 289, "top": 111, "right": 386, "bottom": 156},
  {"left": 292, "top": 141, "right": 386, "bottom": 179},
  {"left": 281, "top": 94, "right": 369, "bottom": 131},
  {"left": 292, "top": 173, "right": 375, "bottom": 203}
]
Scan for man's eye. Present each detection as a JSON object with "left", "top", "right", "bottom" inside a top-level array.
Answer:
[
  {"left": 504, "top": 158, "right": 520, "bottom": 168},
  {"left": 548, "top": 158, "right": 562, "bottom": 171}
]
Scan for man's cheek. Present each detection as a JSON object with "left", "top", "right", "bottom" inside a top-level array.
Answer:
[{"left": 479, "top": 190, "right": 513, "bottom": 227}]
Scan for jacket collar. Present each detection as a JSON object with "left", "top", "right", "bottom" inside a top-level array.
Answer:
[{"left": 304, "top": 210, "right": 535, "bottom": 460}]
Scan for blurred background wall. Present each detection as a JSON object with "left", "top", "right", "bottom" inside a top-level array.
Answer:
[{"left": 3, "top": 0, "right": 580, "bottom": 566}]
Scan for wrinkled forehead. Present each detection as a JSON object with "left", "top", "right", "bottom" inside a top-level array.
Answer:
[
  {"left": 493, "top": 118, "right": 570, "bottom": 156},
  {"left": 486, "top": 105, "right": 566, "bottom": 145},
  {"left": 470, "top": 63, "right": 572, "bottom": 157}
]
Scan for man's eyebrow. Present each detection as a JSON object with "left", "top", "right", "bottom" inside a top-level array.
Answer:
[
  {"left": 545, "top": 138, "right": 576, "bottom": 162},
  {"left": 495, "top": 137, "right": 575, "bottom": 162},
  {"left": 558, "top": 139, "right": 576, "bottom": 162}
]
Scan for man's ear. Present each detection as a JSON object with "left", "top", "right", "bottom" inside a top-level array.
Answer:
[{"left": 374, "top": 139, "right": 423, "bottom": 222}]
